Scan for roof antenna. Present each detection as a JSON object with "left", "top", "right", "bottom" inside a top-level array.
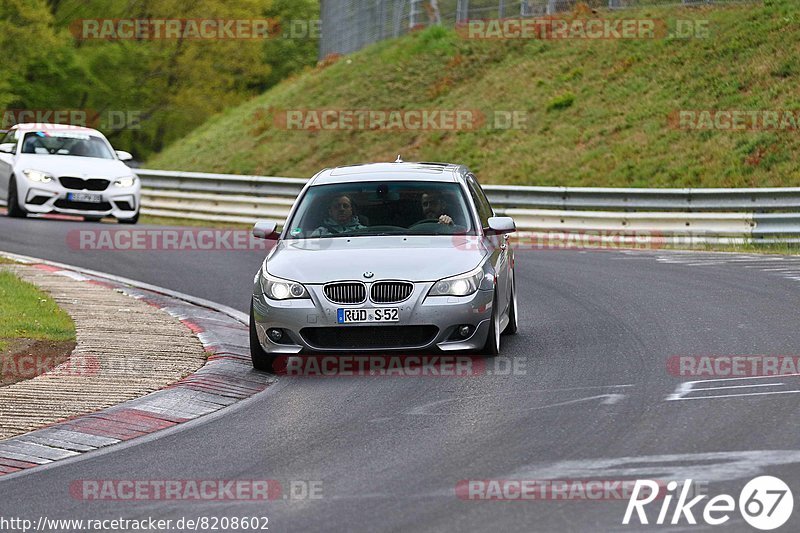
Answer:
[{"left": 395, "top": 155, "right": 403, "bottom": 163}]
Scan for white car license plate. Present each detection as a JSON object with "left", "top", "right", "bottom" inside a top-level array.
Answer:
[
  {"left": 67, "top": 192, "right": 103, "bottom": 203},
  {"left": 337, "top": 308, "right": 399, "bottom": 324}
]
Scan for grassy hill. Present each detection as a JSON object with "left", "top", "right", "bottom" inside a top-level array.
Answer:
[{"left": 148, "top": 0, "right": 800, "bottom": 188}]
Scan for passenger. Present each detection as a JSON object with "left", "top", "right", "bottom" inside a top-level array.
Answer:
[
  {"left": 311, "top": 195, "right": 367, "bottom": 236},
  {"left": 71, "top": 141, "right": 91, "bottom": 157},
  {"left": 22, "top": 135, "right": 40, "bottom": 154},
  {"left": 420, "top": 191, "right": 454, "bottom": 225}
]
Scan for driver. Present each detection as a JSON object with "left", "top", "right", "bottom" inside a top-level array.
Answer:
[
  {"left": 420, "top": 191, "right": 454, "bottom": 225},
  {"left": 311, "top": 195, "right": 367, "bottom": 236}
]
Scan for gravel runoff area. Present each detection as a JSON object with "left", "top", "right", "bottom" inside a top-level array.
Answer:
[{"left": 0, "top": 263, "right": 207, "bottom": 441}]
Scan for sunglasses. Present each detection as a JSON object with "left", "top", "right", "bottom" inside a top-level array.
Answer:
[{"left": 421, "top": 199, "right": 441, "bottom": 207}]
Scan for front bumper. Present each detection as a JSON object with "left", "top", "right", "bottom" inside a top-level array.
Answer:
[
  {"left": 251, "top": 281, "right": 494, "bottom": 354},
  {"left": 17, "top": 178, "right": 140, "bottom": 219}
]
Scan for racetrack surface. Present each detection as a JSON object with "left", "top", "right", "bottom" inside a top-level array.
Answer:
[{"left": 1, "top": 216, "right": 799, "bottom": 532}]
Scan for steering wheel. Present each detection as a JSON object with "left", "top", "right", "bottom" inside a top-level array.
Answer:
[
  {"left": 409, "top": 218, "right": 443, "bottom": 228},
  {"left": 364, "top": 225, "right": 406, "bottom": 233}
]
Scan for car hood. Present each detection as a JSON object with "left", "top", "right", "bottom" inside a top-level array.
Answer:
[
  {"left": 14, "top": 155, "right": 132, "bottom": 178},
  {"left": 265, "top": 235, "right": 489, "bottom": 283}
]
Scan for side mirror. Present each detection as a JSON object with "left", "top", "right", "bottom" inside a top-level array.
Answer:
[
  {"left": 485, "top": 216, "right": 516, "bottom": 235},
  {"left": 0, "top": 143, "right": 15, "bottom": 154},
  {"left": 115, "top": 150, "right": 133, "bottom": 161},
  {"left": 253, "top": 220, "right": 279, "bottom": 240}
]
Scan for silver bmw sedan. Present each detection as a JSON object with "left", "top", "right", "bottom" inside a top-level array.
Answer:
[{"left": 249, "top": 161, "right": 518, "bottom": 371}]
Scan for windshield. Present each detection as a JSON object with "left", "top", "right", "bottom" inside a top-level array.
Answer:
[
  {"left": 20, "top": 131, "right": 114, "bottom": 159},
  {"left": 284, "top": 181, "right": 476, "bottom": 239}
]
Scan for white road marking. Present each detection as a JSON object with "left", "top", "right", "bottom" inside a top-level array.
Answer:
[
  {"left": 503, "top": 450, "right": 800, "bottom": 485},
  {"left": 693, "top": 382, "right": 784, "bottom": 392},
  {"left": 721, "top": 257, "right": 785, "bottom": 262},
  {"left": 666, "top": 374, "right": 800, "bottom": 401},
  {"left": 405, "top": 386, "right": 631, "bottom": 416},
  {"left": 670, "top": 390, "right": 800, "bottom": 401},
  {"left": 678, "top": 373, "right": 800, "bottom": 384}
]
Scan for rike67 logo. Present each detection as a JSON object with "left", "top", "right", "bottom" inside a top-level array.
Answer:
[{"left": 623, "top": 476, "right": 794, "bottom": 530}]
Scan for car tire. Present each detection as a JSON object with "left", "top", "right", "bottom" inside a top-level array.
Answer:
[
  {"left": 118, "top": 211, "right": 139, "bottom": 225},
  {"left": 502, "top": 271, "right": 518, "bottom": 335},
  {"left": 481, "top": 290, "right": 501, "bottom": 356},
  {"left": 6, "top": 179, "right": 27, "bottom": 218},
  {"left": 250, "top": 309, "right": 276, "bottom": 372}
]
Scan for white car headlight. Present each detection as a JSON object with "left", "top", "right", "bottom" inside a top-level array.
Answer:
[
  {"left": 260, "top": 270, "right": 309, "bottom": 300},
  {"left": 114, "top": 176, "right": 137, "bottom": 188},
  {"left": 428, "top": 266, "right": 487, "bottom": 297},
  {"left": 22, "top": 169, "right": 53, "bottom": 183}
]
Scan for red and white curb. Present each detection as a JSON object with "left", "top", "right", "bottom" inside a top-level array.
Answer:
[{"left": 0, "top": 252, "right": 273, "bottom": 476}]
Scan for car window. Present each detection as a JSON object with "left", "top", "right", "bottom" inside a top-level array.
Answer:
[
  {"left": 466, "top": 174, "right": 493, "bottom": 228},
  {"left": 20, "top": 131, "right": 114, "bottom": 159},
  {"left": 284, "top": 180, "right": 476, "bottom": 239},
  {"left": 1, "top": 129, "right": 19, "bottom": 152}
]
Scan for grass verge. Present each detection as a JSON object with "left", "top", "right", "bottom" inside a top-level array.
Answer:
[{"left": 0, "top": 270, "right": 76, "bottom": 386}]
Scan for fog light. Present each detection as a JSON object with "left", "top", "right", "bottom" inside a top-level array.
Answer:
[
  {"left": 267, "top": 328, "right": 283, "bottom": 342},
  {"left": 458, "top": 325, "right": 472, "bottom": 338}
]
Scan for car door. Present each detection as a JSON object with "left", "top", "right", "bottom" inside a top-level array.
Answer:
[
  {"left": 466, "top": 173, "right": 510, "bottom": 312},
  {"left": 0, "top": 129, "right": 19, "bottom": 199}
]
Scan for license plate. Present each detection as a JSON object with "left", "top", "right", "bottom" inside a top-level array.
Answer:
[
  {"left": 67, "top": 192, "right": 103, "bottom": 203},
  {"left": 337, "top": 308, "right": 399, "bottom": 324}
]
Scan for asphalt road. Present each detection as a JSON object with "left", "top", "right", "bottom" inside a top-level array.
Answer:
[{"left": 1, "top": 215, "right": 799, "bottom": 532}]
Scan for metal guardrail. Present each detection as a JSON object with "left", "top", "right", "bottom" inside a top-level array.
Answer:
[
  {"left": 134, "top": 169, "right": 800, "bottom": 242},
  {"left": 486, "top": 185, "right": 800, "bottom": 213}
]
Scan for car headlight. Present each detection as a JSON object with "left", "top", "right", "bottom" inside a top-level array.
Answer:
[
  {"left": 428, "top": 266, "right": 487, "bottom": 297},
  {"left": 22, "top": 169, "right": 53, "bottom": 183},
  {"left": 260, "top": 270, "right": 309, "bottom": 300},
  {"left": 114, "top": 176, "right": 137, "bottom": 188}
]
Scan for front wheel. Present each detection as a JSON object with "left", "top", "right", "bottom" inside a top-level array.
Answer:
[
  {"left": 7, "top": 180, "right": 27, "bottom": 218},
  {"left": 250, "top": 310, "right": 276, "bottom": 372},
  {"left": 481, "top": 290, "right": 501, "bottom": 356}
]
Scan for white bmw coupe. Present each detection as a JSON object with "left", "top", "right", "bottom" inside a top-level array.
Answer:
[{"left": 0, "top": 123, "right": 140, "bottom": 223}]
